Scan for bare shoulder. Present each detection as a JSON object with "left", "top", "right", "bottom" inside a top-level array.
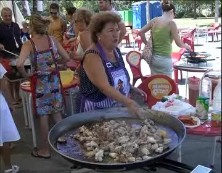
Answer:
[
  {"left": 84, "top": 46, "right": 100, "bottom": 61},
  {"left": 169, "top": 20, "right": 177, "bottom": 27},
  {"left": 169, "top": 21, "right": 178, "bottom": 31}
]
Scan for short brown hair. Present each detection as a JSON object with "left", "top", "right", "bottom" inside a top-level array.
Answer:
[
  {"left": 50, "top": 3, "right": 59, "bottom": 10},
  {"left": 89, "top": 11, "right": 121, "bottom": 43},
  {"left": 75, "top": 8, "right": 93, "bottom": 26}
]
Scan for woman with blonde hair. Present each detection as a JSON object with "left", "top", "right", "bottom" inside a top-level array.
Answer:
[
  {"left": 16, "top": 13, "right": 70, "bottom": 159},
  {"left": 139, "top": 0, "right": 192, "bottom": 77}
]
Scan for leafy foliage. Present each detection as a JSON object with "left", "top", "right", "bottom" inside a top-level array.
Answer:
[{"left": 16, "top": 0, "right": 221, "bottom": 19}]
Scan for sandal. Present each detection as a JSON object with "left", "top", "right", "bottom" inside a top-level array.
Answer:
[
  {"left": 4, "top": 165, "right": 19, "bottom": 173},
  {"left": 31, "top": 149, "right": 51, "bottom": 159}
]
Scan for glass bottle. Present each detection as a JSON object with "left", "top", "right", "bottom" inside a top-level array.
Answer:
[{"left": 212, "top": 79, "right": 221, "bottom": 111}]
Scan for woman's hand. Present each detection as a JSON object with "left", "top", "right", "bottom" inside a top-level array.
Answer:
[
  {"left": 184, "top": 44, "right": 192, "bottom": 52},
  {"left": 131, "top": 86, "right": 147, "bottom": 103},
  {"left": 126, "top": 100, "right": 147, "bottom": 119},
  {"left": 0, "top": 44, "right": 5, "bottom": 50}
]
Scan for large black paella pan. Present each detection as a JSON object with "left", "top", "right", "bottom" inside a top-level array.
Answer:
[{"left": 48, "top": 107, "right": 186, "bottom": 170}]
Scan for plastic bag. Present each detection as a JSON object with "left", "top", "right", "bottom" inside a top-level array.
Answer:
[{"left": 151, "top": 97, "right": 196, "bottom": 117}]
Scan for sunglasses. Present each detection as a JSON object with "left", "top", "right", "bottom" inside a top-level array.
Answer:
[{"left": 50, "top": 12, "right": 58, "bottom": 15}]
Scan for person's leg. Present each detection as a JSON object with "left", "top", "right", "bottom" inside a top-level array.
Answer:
[
  {"left": 33, "top": 115, "right": 51, "bottom": 157},
  {"left": 52, "top": 111, "right": 63, "bottom": 123},
  {"left": 1, "top": 143, "right": 12, "bottom": 170},
  {"left": 13, "top": 81, "right": 21, "bottom": 103},
  {"left": 52, "top": 111, "right": 67, "bottom": 143},
  {"left": 2, "top": 78, "right": 15, "bottom": 107}
]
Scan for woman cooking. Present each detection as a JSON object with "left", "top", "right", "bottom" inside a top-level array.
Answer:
[{"left": 77, "top": 11, "right": 146, "bottom": 117}]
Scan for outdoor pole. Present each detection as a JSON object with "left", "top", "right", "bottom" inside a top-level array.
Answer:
[
  {"left": 215, "top": 0, "right": 219, "bottom": 23},
  {"left": 146, "top": 0, "right": 150, "bottom": 23},
  {"left": 12, "top": 0, "right": 17, "bottom": 23}
]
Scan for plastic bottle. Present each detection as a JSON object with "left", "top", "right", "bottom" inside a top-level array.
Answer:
[
  {"left": 212, "top": 79, "right": 221, "bottom": 111},
  {"left": 199, "top": 75, "right": 212, "bottom": 101},
  {"left": 188, "top": 76, "right": 200, "bottom": 107}
]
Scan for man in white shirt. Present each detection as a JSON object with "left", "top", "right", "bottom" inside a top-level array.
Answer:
[{"left": 98, "top": 0, "right": 126, "bottom": 44}]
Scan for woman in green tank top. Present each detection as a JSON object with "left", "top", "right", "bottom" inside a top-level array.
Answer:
[{"left": 139, "top": 0, "right": 192, "bottom": 77}]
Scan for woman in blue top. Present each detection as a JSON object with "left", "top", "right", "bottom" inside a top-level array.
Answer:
[{"left": 77, "top": 11, "right": 145, "bottom": 117}]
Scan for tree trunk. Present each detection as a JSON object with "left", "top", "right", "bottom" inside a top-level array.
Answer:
[
  {"left": 194, "top": 0, "right": 197, "bottom": 19},
  {"left": 33, "top": 0, "right": 38, "bottom": 13}
]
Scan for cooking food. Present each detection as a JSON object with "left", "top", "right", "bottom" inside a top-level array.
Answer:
[
  {"left": 178, "top": 115, "right": 197, "bottom": 126},
  {"left": 71, "top": 119, "right": 171, "bottom": 163}
]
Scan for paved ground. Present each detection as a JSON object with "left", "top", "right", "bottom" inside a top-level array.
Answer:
[{"left": 0, "top": 32, "right": 221, "bottom": 173}]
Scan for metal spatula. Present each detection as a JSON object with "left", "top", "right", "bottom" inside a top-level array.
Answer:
[{"left": 1, "top": 49, "right": 19, "bottom": 57}]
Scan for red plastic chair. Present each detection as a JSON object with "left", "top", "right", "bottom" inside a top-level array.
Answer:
[
  {"left": 126, "top": 51, "right": 149, "bottom": 86},
  {"left": 215, "top": 26, "right": 221, "bottom": 41},
  {"left": 207, "top": 23, "right": 221, "bottom": 42},
  {"left": 132, "top": 29, "right": 143, "bottom": 51},
  {"left": 137, "top": 74, "right": 178, "bottom": 108},
  {"left": 181, "top": 28, "right": 196, "bottom": 51},
  {"left": 123, "top": 34, "right": 130, "bottom": 47},
  {"left": 171, "top": 48, "right": 186, "bottom": 84}
]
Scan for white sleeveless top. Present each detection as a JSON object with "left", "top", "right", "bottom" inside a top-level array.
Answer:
[{"left": 75, "top": 35, "right": 84, "bottom": 57}]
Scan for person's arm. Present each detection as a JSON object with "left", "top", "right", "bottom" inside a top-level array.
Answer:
[
  {"left": 16, "top": 42, "right": 32, "bottom": 78},
  {"left": 68, "top": 36, "right": 77, "bottom": 43},
  {"left": 79, "top": 31, "right": 91, "bottom": 52},
  {"left": 0, "top": 43, "right": 4, "bottom": 50},
  {"left": 53, "top": 37, "right": 70, "bottom": 62},
  {"left": 83, "top": 53, "right": 142, "bottom": 117},
  {"left": 0, "top": 63, "right": 6, "bottom": 90},
  {"left": 118, "top": 21, "right": 127, "bottom": 43},
  {"left": 138, "top": 18, "right": 155, "bottom": 45},
  {"left": 130, "top": 86, "right": 147, "bottom": 103},
  {"left": 170, "top": 21, "right": 192, "bottom": 51},
  {"left": 69, "top": 31, "right": 91, "bottom": 61}
]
